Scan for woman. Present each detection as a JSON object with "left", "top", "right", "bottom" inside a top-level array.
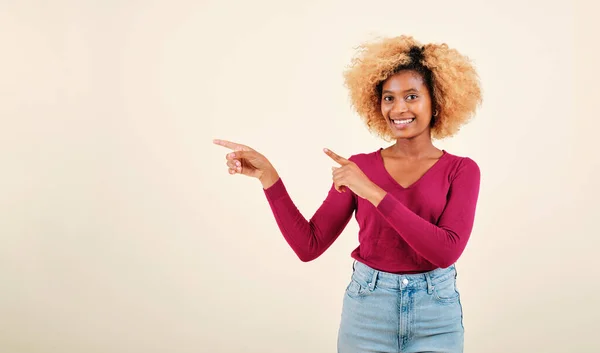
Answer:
[{"left": 214, "top": 35, "right": 482, "bottom": 353}]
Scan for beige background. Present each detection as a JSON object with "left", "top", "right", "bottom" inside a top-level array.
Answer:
[{"left": 1, "top": 0, "right": 598, "bottom": 352}]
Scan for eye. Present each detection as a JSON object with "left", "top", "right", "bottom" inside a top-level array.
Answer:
[
  {"left": 383, "top": 96, "right": 393, "bottom": 102},
  {"left": 406, "top": 94, "right": 418, "bottom": 101}
]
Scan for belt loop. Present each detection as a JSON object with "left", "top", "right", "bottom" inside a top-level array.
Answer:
[
  {"left": 368, "top": 270, "right": 378, "bottom": 291},
  {"left": 425, "top": 273, "right": 433, "bottom": 294}
]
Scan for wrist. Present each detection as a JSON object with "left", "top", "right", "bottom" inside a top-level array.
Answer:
[
  {"left": 367, "top": 184, "right": 387, "bottom": 207},
  {"left": 259, "top": 169, "right": 279, "bottom": 189}
]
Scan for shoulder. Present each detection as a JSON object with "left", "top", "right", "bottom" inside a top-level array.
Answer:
[
  {"left": 442, "top": 151, "right": 480, "bottom": 182},
  {"left": 347, "top": 149, "right": 381, "bottom": 167}
]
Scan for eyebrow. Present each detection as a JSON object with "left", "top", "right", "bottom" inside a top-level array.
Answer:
[{"left": 382, "top": 88, "right": 420, "bottom": 94}]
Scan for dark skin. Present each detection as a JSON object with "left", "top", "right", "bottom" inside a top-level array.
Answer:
[{"left": 214, "top": 69, "right": 443, "bottom": 206}]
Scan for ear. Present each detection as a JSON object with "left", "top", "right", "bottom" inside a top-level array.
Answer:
[{"left": 430, "top": 104, "right": 439, "bottom": 127}]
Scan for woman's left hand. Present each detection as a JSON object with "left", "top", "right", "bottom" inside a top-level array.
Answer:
[{"left": 324, "top": 148, "right": 387, "bottom": 205}]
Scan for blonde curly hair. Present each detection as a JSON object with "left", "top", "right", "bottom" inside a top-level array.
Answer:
[{"left": 343, "top": 35, "right": 482, "bottom": 141}]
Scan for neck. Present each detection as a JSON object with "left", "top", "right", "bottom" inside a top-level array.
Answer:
[{"left": 389, "top": 131, "right": 439, "bottom": 159}]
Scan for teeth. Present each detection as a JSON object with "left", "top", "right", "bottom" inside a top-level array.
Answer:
[{"left": 393, "top": 118, "right": 414, "bottom": 124}]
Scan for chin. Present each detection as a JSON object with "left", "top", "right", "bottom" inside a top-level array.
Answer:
[
  {"left": 393, "top": 133, "right": 417, "bottom": 140},
  {"left": 387, "top": 124, "right": 428, "bottom": 140}
]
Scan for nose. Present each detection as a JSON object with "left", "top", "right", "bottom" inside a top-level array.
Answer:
[{"left": 391, "top": 99, "right": 408, "bottom": 114}]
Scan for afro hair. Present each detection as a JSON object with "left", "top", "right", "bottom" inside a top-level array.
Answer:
[{"left": 343, "top": 35, "right": 482, "bottom": 141}]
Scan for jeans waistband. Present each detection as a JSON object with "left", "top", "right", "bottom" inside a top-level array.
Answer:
[{"left": 352, "top": 260, "right": 457, "bottom": 292}]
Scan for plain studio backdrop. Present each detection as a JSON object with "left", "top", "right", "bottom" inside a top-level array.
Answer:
[{"left": 1, "top": 0, "right": 598, "bottom": 352}]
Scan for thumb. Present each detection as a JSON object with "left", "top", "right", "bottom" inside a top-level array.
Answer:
[{"left": 228, "top": 150, "right": 252, "bottom": 160}]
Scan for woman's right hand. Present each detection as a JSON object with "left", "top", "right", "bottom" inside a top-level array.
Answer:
[{"left": 213, "top": 139, "right": 279, "bottom": 188}]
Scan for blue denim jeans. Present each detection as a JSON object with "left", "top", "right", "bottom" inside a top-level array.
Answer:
[{"left": 337, "top": 260, "right": 464, "bottom": 353}]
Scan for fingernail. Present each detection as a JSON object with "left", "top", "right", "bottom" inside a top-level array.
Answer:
[{"left": 235, "top": 161, "right": 240, "bottom": 166}]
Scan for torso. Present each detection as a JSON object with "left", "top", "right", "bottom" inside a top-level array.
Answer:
[
  {"left": 379, "top": 147, "right": 445, "bottom": 188},
  {"left": 348, "top": 148, "right": 471, "bottom": 273}
]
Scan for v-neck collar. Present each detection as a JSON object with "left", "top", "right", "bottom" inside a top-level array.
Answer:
[{"left": 376, "top": 148, "right": 448, "bottom": 190}]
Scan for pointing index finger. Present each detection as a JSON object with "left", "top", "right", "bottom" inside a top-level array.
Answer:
[
  {"left": 213, "top": 139, "right": 251, "bottom": 151},
  {"left": 324, "top": 148, "right": 350, "bottom": 165}
]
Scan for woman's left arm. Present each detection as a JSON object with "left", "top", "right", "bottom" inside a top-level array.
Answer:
[
  {"left": 325, "top": 149, "right": 481, "bottom": 268},
  {"left": 369, "top": 158, "right": 481, "bottom": 268}
]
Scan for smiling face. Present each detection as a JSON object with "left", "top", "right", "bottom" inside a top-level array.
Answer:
[{"left": 380, "top": 70, "right": 434, "bottom": 140}]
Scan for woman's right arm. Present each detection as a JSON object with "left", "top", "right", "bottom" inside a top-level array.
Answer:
[
  {"left": 213, "top": 139, "right": 356, "bottom": 262},
  {"left": 262, "top": 174, "right": 356, "bottom": 262}
]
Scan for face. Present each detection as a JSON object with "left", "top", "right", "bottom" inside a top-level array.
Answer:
[{"left": 380, "top": 70, "right": 434, "bottom": 139}]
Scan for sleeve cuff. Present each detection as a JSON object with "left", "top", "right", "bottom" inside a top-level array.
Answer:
[
  {"left": 263, "top": 177, "right": 287, "bottom": 201},
  {"left": 376, "top": 192, "right": 399, "bottom": 216}
]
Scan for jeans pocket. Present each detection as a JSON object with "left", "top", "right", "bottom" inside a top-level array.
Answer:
[
  {"left": 345, "top": 276, "right": 370, "bottom": 299},
  {"left": 432, "top": 276, "right": 460, "bottom": 304}
]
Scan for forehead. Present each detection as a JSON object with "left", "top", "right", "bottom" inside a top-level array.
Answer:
[{"left": 381, "top": 70, "right": 426, "bottom": 91}]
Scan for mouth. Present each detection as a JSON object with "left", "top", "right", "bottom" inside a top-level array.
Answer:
[{"left": 390, "top": 117, "right": 415, "bottom": 128}]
